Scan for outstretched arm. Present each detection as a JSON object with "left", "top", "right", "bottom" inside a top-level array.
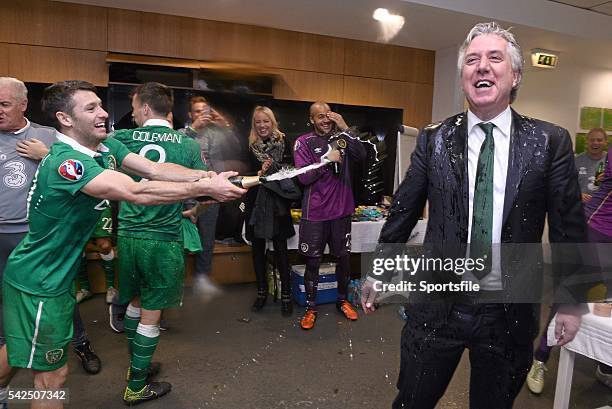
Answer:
[
  {"left": 81, "top": 169, "right": 245, "bottom": 205},
  {"left": 120, "top": 152, "right": 214, "bottom": 182}
]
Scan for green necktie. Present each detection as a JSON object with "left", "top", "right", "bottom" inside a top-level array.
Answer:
[{"left": 470, "top": 122, "right": 495, "bottom": 277}]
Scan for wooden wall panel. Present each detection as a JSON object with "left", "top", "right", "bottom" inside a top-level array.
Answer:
[
  {"left": 107, "top": 9, "right": 201, "bottom": 59},
  {"left": 195, "top": 25, "right": 345, "bottom": 74},
  {"left": 0, "top": 0, "right": 107, "bottom": 51},
  {"left": 0, "top": 44, "right": 8, "bottom": 76},
  {"left": 342, "top": 76, "right": 405, "bottom": 108},
  {"left": 344, "top": 40, "right": 434, "bottom": 84},
  {"left": 107, "top": 10, "right": 276, "bottom": 65},
  {"left": 402, "top": 82, "right": 434, "bottom": 128},
  {"left": 1, "top": 0, "right": 434, "bottom": 123},
  {"left": 269, "top": 32, "right": 345, "bottom": 74},
  {"left": 344, "top": 40, "right": 407, "bottom": 82},
  {"left": 343, "top": 76, "right": 433, "bottom": 128},
  {"left": 8, "top": 45, "right": 108, "bottom": 86},
  {"left": 406, "top": 48, "right": 436, "bottom": 85},
  {"left": 274, "top": 69, "right": 343, "bottom": 103},
  {"left": 199, "top": 22, "right": 273, "bottom": 65},
  {"left": 108, "top": 9, "right": 345, "bottom": 74}
]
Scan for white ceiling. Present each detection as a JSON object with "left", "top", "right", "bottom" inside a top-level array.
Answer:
[
  {"left": 59, "top": 0, "right": 612, "bottom": 69},
  {"left": 551, "top": 0, "right": 612, "bottom": 16}
]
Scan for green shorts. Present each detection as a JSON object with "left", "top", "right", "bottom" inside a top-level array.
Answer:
[
  {"left": 91, "top": 207, "right": 112, "bottom": 238},
  {"left": 181, "top": 218, "right": 203, "bottom": 254},
  {"left": 3, "top": 283, "right": 74, "bottom": 371},
  {"left": 117, "top": 236, "right": 184, "bottom": 310}
]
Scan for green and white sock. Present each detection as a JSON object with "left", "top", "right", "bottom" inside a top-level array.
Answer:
[
  {"left": 128, "top": 323, "right": 160, "bottom": 391},
  {"left": 77, "top": 253, "right": 90, "bottom": 291},
  {"left": 125, "top": 304, "right": 141, "bottom": 354},
  {"left": 100, "top": 249, "right": 115, "bottom": 289}
]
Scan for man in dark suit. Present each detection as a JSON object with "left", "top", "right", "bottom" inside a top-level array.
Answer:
[{"left": 361, "top": 22, "right": 586, "bottom": 409}]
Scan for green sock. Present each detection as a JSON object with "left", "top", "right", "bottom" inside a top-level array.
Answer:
[
  {"left": 77, "top": 253, "right": 90, "bottom": 291},
  {"left": 128, "top": 324, "right": 160, "bottom": 391},
  {"left": 124, "top": 304, "right": 141, "bottom": 354},
  {"left": 100, "top": 249, "right": 115, "bottom": 289}
]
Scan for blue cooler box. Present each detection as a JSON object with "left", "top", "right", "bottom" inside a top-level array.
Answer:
[{"left": 291, "top": 263, "right": 338, "bottom": 306}]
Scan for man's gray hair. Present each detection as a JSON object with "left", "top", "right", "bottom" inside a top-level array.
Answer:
[
  {"left": 0, "top": 77, "right": 28, "bottom": 101},
  {"left": 457, "top": 22, "right": 523, "bottom": 103}
]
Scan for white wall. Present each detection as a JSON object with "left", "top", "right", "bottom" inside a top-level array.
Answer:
[
  {"left": 578, "top": 68, "right": 612, "bottom": 115},
  {"left": 512, "top": 64, "right": 581, "bottom": 134},
  {"left": 513, "top": 64, "right": 612, "bottom": 137},
  {"left": 432, "top": 45, "right": 464, "bottom": 122}
]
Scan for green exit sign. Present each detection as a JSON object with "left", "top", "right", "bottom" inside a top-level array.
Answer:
[{"left": 531, "top": 50, "right": 559, "bottom": 69}]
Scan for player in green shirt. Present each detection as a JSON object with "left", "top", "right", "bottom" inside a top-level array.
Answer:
[
  {"left": 0, "top": 80, "right": 246, "bottom": 409},
  {"left": 111, "top": 82, "right": 211, "bottom": 405}
]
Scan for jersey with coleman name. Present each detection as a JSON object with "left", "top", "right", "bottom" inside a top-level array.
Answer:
[
  {"left": 3, "top": 137, "right": 130, "bottom": 297},
  {"left": 111, "top": 125, "right": 205, "bottom": 241}
]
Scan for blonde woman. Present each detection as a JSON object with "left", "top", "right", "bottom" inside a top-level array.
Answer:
[{"left": 244, "top": 106, "right": 300, "bottom": 315}]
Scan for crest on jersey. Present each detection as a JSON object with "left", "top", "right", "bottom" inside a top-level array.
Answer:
[
  {"left": 45, "top": 348, "right": 64, "bottom": 365},
  {"left": 58, "top": 159, "right": 84, "bottom": 181},
  {"left": 107, "top": 155, "right": 117, "bottom": 170}
]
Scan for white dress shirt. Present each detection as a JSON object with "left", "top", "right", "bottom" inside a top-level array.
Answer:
[{"left": 464, "top": 106, "right": 512, "bottom": 290}]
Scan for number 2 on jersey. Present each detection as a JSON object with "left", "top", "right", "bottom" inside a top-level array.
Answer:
[{"left": 138, "top": 144, "right": 166, "bottom": 181}]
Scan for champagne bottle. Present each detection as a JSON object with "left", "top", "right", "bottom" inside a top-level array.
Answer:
[
  {"left": 196, "top": 175, "right": 266, "bottom": 201},
  {"left": 227, "top": 175, "right": 267, "bottom": 188}
]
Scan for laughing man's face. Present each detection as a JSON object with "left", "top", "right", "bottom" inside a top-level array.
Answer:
[{"left": 461, "top": 34, "right": 518, "bottom": 120}]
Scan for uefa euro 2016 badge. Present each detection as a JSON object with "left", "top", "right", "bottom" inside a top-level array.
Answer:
[{"left": 58, "top": 159, "right": 84, "bottom": 181}]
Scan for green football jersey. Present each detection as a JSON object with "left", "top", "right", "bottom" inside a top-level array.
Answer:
[
  {"left": 111, "top": 122, "right": 206, "bottom": 241},
  {"left": 3, "top": 134, "right": 130, "bottom": 296}
]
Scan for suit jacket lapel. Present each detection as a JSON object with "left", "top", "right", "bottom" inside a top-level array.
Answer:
[
  {"left": 502, "top": 109, "right": 540, "bottom": 227},
  {"left": 445, "top": 112, "right": 469, "bottom": 238}
]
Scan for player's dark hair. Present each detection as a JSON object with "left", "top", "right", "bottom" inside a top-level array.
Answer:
[
  {"left": 132, "top": 82, "right": 174, "bottom": 116},
  {"left": 41, "top": 80, "right": 98, "bottom": 130}
]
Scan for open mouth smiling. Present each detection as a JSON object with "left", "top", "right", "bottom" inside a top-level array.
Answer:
[{"left": 475, "top": 80, "right": 494, "bottom": 88}]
